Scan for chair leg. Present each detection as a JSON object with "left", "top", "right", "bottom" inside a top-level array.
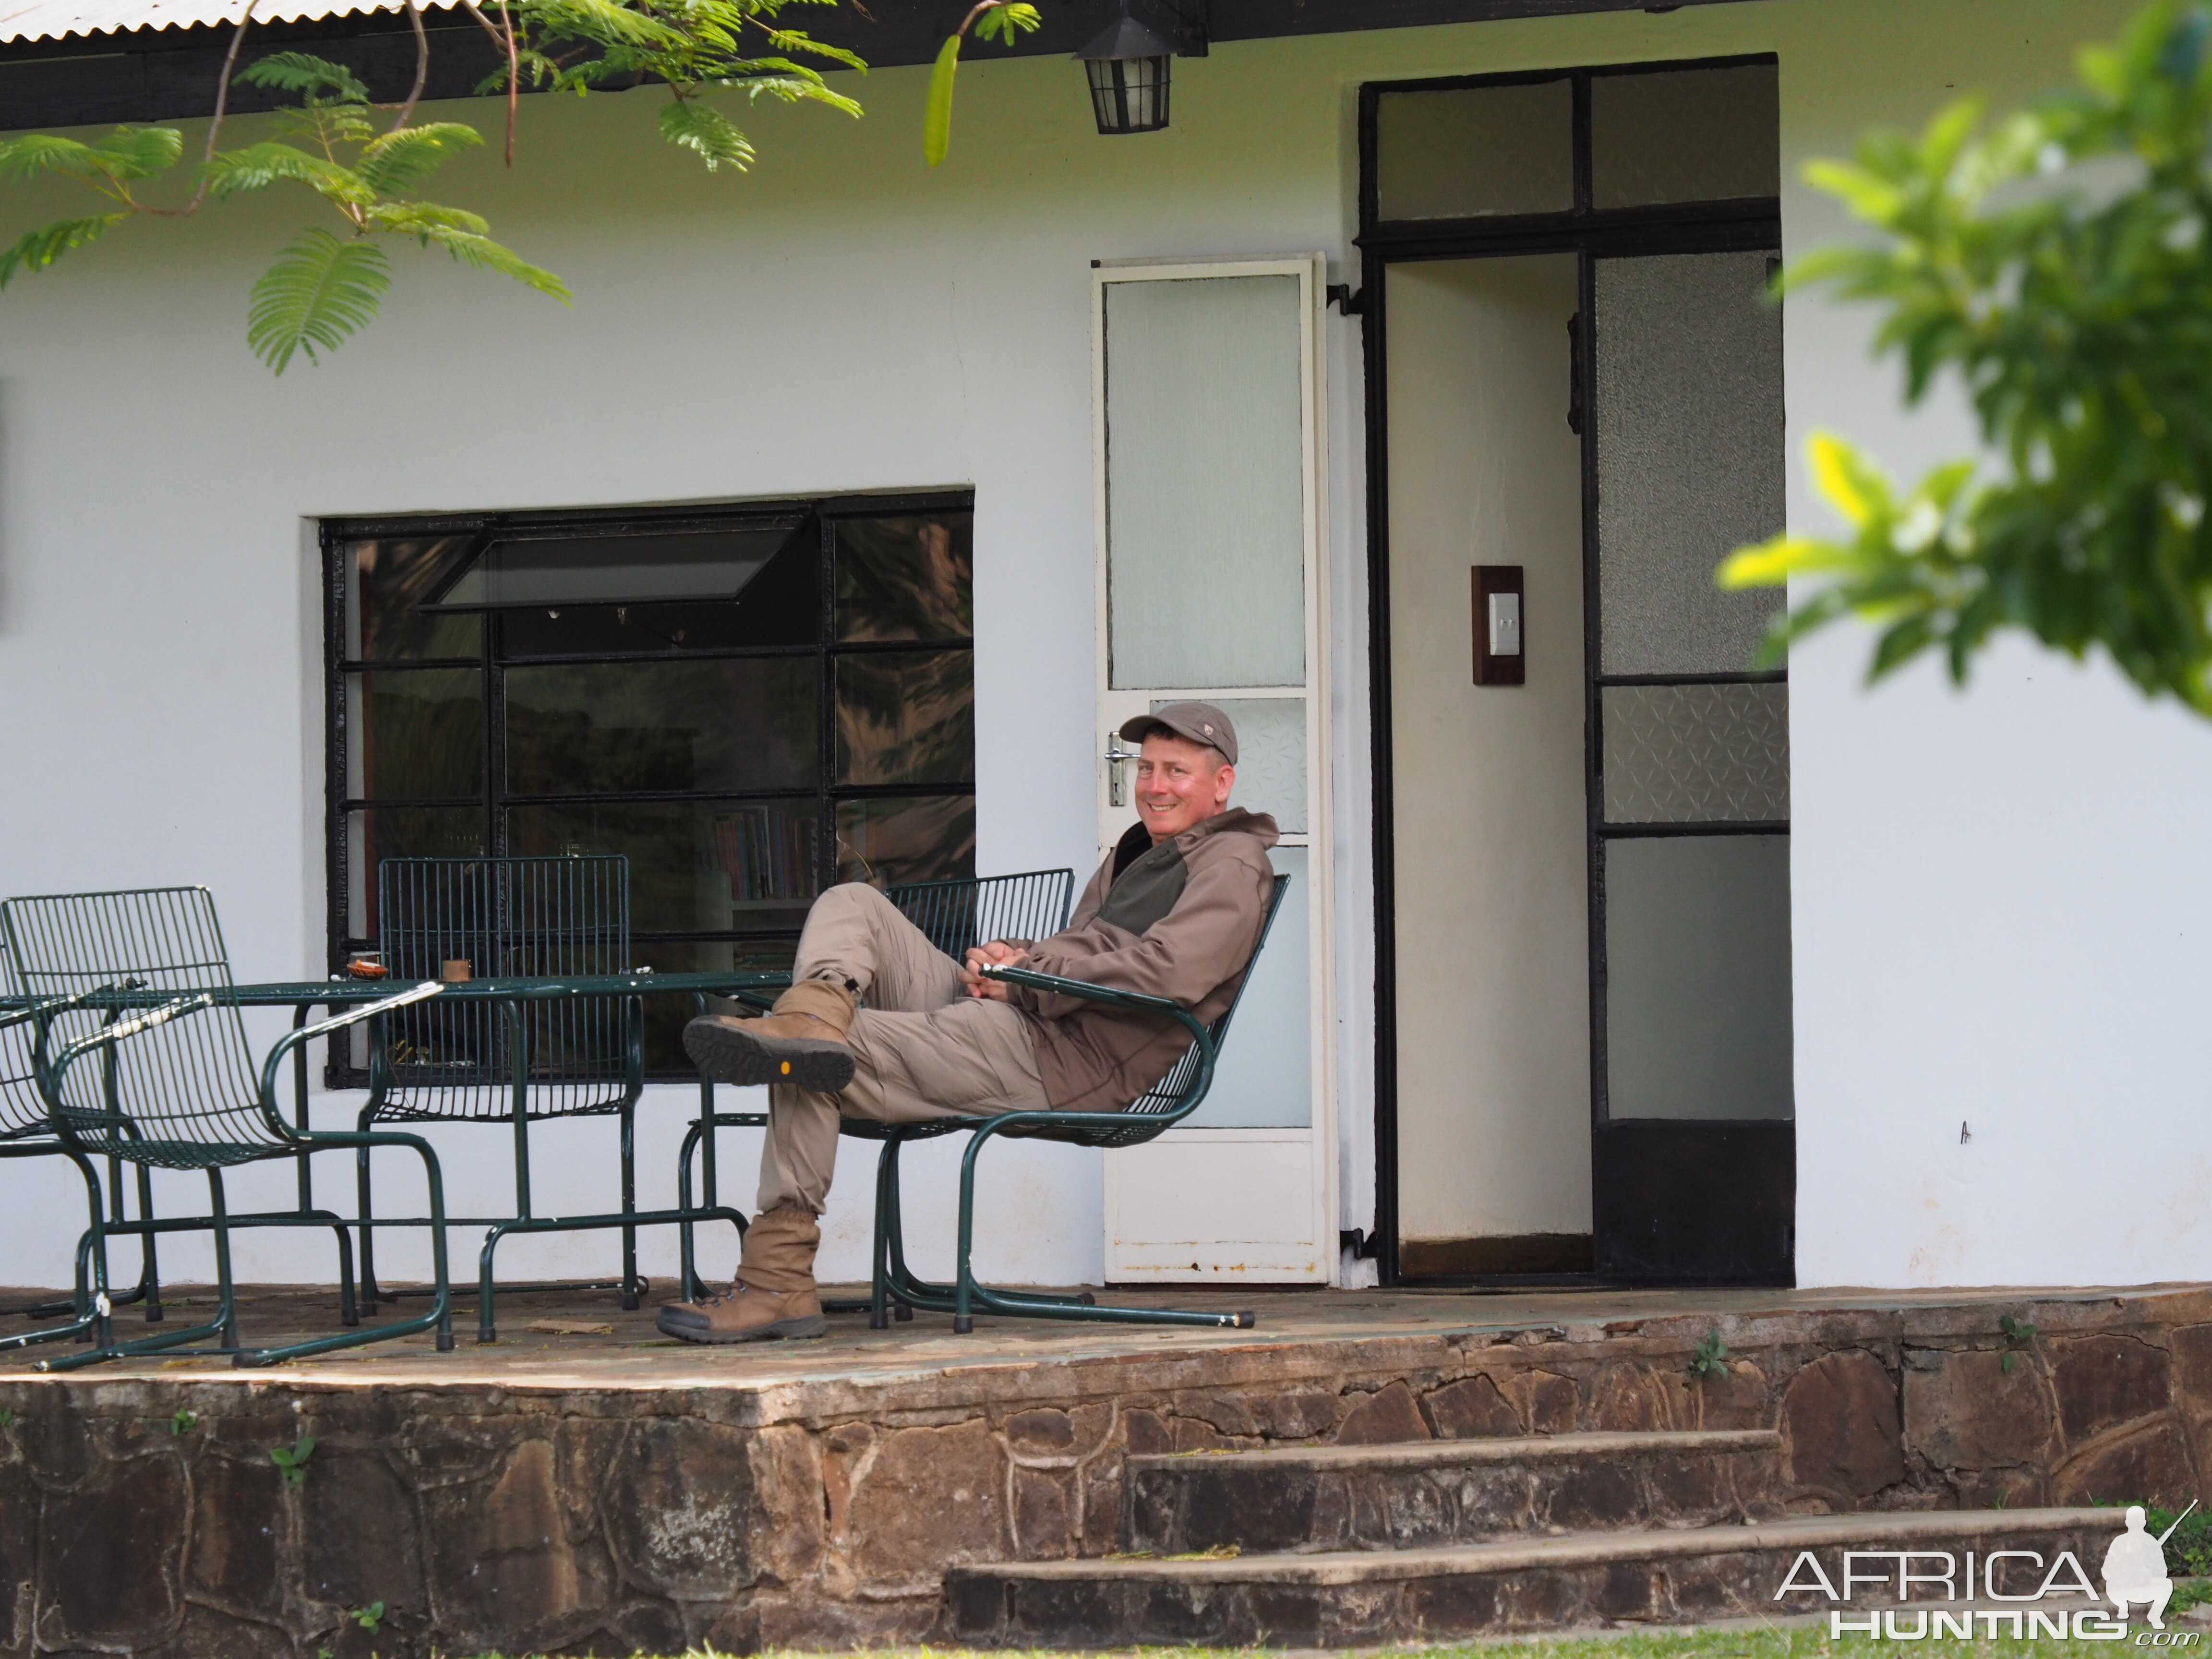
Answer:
[
  {"left": 330, "top": 1220, "right": 359, "bottom": 1327},
  {"left": 206, "top": 1169, "right": 239, "bottom": 1352},
  {"left": 124, "top": 1157, "right": 162, "bottom": 1322},
  {"left": 0, "top": 1147, "right": 110, "bottom": 1352},
  {"left": 354, "top": 1104, "right": 383, "bottom": 1313},
  {"left": 619, "top": 1103, "right": 639, "bottom": 1310},
  {"left": 868, "top": 1137, "right": 897, "bottom": 1331}
]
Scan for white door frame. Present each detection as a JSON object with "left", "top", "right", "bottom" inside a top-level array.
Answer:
[{"left": 1090, "top": 253, "right": 1339, "bottom": 1286}]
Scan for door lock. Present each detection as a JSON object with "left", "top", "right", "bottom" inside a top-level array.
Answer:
[{"left": 1103, "top": 734, "right": 1140, "bottom": 807}]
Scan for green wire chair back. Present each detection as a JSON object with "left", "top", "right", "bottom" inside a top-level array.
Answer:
[
  {"left": 0, "top": 938, "right": 50, "bottom": 1142},
  {"left": 1078, "top": 872, "right": 1292, "bottom": 1149},
  {"left": 371, "top": 854, "right": 635, "bottom": 1122},
  {"left": 0, "top": 888, "right": 275, "bottom": 1169},
  {"left": 885, "top": 868, "right": 1074, "bottom": 960}
]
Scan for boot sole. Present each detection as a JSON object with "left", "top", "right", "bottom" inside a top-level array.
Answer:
[
  {"left": 684, "top": 1020, "right": 855, "bottom": 1092},
  {"left": 656, "top": 1307, "right": 828, "bottom": 1343}
]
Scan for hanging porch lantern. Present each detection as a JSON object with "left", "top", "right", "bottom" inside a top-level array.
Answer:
[{"left": 1076, "top": 3, "right": 1180, "bottom": 135}]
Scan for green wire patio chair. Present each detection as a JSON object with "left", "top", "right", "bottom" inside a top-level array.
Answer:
[
  {"left": 673, "top": 868, "right": 1076, "bottom": 1302},
  {"left": 359, "top": 854, "right": 747, "bottom": 1343},
  {"left": 853, "top": 871, "right": 1290, "bottom": 1334},
  {"left": 1, "top": 886, "right": 455, "bottom": 1370}
]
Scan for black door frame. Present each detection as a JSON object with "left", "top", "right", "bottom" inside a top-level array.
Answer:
[{"left": 1357, "top": 54, "right": 1786, "bottom": 1287}]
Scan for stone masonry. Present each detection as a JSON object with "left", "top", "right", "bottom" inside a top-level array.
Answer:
[{"left": 3, "top": 1286, "right": 2209, "bottom": 1656}]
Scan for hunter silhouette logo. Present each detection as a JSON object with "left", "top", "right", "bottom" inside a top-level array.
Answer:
[{"left": 2107, "top": 1502, "right": 2198, "bottom": 1629}]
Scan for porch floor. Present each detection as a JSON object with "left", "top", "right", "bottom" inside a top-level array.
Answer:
[{"left": 1, "top": 1277, "right": 2194, "bottom": 1388}]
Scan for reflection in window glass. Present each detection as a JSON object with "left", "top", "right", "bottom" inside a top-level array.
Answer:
[
  {"left": 506, "top": 659, "right": 816, "bottom": 795},
  {"left": 346, "top": 539, "right": 481, "bottom": 661},
  {"left": 631, "top": 938, "right": 798, "bottom": 1071},
  {"left": 837, "top": 516, "right": 974, "bottom": 640},
  {"left": 506, "top": 801, "right": 822, "bottom": 935},
  {"left": 333, "top": 498, "right": 974, "bottom": 1078},
  {"left": 837, "top": 796, "right": 976, "bottom": 888},
  {"left": 346, "top": 808, "right": 483, "bottom": 937},
  {"left": 835, "top": 652, "right": 975, "bottom": 786},
  {"left": 348, "top": 670, "right": 482, "bottom": 800}
]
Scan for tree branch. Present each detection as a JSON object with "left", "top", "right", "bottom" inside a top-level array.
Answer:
[{"left": 392, "top": 0, "right": 430, "bottom": 132}]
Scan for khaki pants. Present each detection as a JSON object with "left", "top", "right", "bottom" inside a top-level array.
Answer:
[{"left": 756, "top": 883, "right": 1048, "bottom": 1215}]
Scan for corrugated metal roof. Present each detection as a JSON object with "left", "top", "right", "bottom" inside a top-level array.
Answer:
[{"left": 0, "top": 0, "right": 402, "bottom": 45}]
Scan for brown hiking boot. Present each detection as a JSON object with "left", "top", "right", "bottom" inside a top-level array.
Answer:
[
  {"left": 656, "top": 1279, "right": 826, "bottom": 1343},
  {"left": 658, "top": 1203, "right": 827, "bottom": 1342},
  {"left": 684, "top": 977, "right": 857, "bottom": 1091}
]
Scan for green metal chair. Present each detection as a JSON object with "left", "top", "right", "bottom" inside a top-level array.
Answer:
[
  {"left": 850, "top": 872, "right": 1290, "bottom": 1334},
  {"left": 672, "top": 868, "right": 1076, "bottom": 1302},
  {"left": 2, "top": 887, "right": 455, "bottom": 1369},
  {"left": 359, "top": 854, "right": 747, "bottom": 1343}
]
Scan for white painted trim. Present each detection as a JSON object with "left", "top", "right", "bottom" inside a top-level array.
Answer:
[{"left": 1091, "top": 252, "right": 1339, "bottom": 1286}]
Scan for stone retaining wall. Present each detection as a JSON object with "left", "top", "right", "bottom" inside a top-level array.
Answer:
[{"left": 3, "top": 1288, "right": 2208, "bottom": 1656}]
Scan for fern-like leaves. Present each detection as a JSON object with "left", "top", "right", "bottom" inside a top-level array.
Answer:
[
  {"left": 659, "top": 98, "right": 755, "bottom": 170},
  {"left": 237, "top": 52, "right": 372, "bottom": 104},
  {"left": 0, "top": 128, "right": 181, "bottom": 187},
  {"left": 201, "top": 142, "right": 373, "bottom": 205},
  {"left": 247, "top": 229, "right": 391, "bottom": 373},
  {"left": 355, "top": 124, "right": 482, "bottom": 195},
  {"left": 369, "top": 204, "right": 571, "bottom": 298},
  {"left": 972, "top": 2, "right": 1040, "bottom": 47},
  {"left": 0, "top": 214, "right": 127, "bottom": 287}
]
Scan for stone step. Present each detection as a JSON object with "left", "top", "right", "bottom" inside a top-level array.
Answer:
[
  {"left": 946, "top": 1506, "right": 2117, "bottom": 1648},
  {"left": 1126, "top": 1428, "right": 1783, "bottom": 1555}
]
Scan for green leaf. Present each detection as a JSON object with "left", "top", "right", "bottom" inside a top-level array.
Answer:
[
  {"left": 0, "top": 215, "right": 127, "bottom": 288},
  {"left": 973, "top": 2, "right": 1041, "bottom": 47},
  {"left": 355, "top": 123, "right": 483, "bottom": 196},
  {"left": 760, "top": 27, "right": 866, "bottom": 71},
  {"left": 924, "top": 34, "right": 960, "bottom": 167},
  {"left": 201, "top": 142, "right": 373, "bottom": 206},
  {"left": 246, "top": 229, "right": 392, "bottom": 373},
  {"left": 0, "top": 128, "right": 180, "bottom": 186},
  {"left": 657, "top": 98, "right": 754, "bottom": 171},
  {"left": 237, "top": 51, "right": 371, "bottom": 104},
  {"left": 369, "top": 211, "right": 570, "bottom": 301},
  {"left": 87, "top": 125, "right": 184, "bottom": 180}
]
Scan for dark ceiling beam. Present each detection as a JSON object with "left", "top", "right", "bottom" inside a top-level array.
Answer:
[{"left": 0, "top": 0, "right": 1748, "bottom": 132}]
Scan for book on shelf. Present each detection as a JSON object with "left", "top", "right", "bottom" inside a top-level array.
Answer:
[{"left": 714, "top": 809, "right": 813, "bottom": 902}]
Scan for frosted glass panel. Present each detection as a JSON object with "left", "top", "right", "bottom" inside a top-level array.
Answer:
[
  {"left": 1163, "top": 696, "right": 1305, "bottom": 833},
  {"left": 1377, "top": 81, "right": 1573, "bottom": 220},
  {"left": 1187, "top": 847, "right": 1309, "bottom": 1127},
  {"left": 1106, "top": 276, "right": 1306, "bottom": 689},
  {"left": 1595, "top": 252, "right": 1785, "bottom": 675},
  {"left": 1603, "top": 682, "right": 1789, "bottom": 823},
  {"left": 1591, "top": 65, "right": 1779, "bottom": 208},
  {"left": 1604, "top": 835, "right": 1792, "bottom": 1121}
]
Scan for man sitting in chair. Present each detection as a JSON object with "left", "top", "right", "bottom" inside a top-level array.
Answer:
[{"left": 662, "top": 702, "right": 1279, "bottom": 1343}]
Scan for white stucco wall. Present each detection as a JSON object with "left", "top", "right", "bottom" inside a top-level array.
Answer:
[{"left": 0, "top": 0, "right": 2192, "bottom": 1295}]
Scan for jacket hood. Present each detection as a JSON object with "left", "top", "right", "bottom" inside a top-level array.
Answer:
[{"left": 1173, "top": 807, "right": 1280, "bottom": 854}]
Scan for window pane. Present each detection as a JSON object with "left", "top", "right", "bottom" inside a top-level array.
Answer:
[
  {"left": 499, "top": 534, "right": 818, "bottom": 656},
  {"left": 1376, "top": 82, "right": 1574, "bottom": 220},
  {"left": 837, "top": 515, "right": 974, "bottom": 641},
  {"left": 428, "top": 523, "right": 801, "bottom": 611},
  {"left": 1603, "top": 834, "right": 1792, "bottom": 1120},
  {"left": 837, "top": 796, "right": 975, "bottom": 888},
  {"left": 347, "top": 669, "right": 482, "bottom": 800},
  {"left": 1106, "top": 275, "right": 1307, "bottom": 689},
  {"left": 835, "top": 651, "right": 974, "bottom": 786},
  {"left": 1165, "top": 696, "right": 1305, "bottom": 833},
  {"left": 506, "top": 660, "right": 817, "bottom": 796},
  {"left": 345, "top": 538, "right": 481, "bottom": 661},
  {"left": 507, "top": 801, "right": 822, "bottom": 934},
  {"left": 1595, "top": 251, "right": 1785, "bottom": 675},
  {"left": 1591, "top": 65, "right": 1779, "bottom": 209},
  {"left": 1603, "top": 683, "right": 1789, "bottom": 824},
  {"left": 347, "top": 808, "right": 484, "bottom": 938},
  {"left": 633, "top": 938, "right": 797, "bottom": 1073}
]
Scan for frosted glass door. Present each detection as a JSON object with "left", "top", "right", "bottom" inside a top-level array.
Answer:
[{"left": 1094, "top": 258, "right": 1334, "bottom": 1282}]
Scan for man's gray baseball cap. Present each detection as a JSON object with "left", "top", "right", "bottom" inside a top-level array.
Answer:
[{"left": 1119, "top": 702, "right": 1238, "bottom": 766}]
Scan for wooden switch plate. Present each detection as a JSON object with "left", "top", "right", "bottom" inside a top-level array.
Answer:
[{"left": 1473, "top": 564, "right": 1525, "bottom": 685}]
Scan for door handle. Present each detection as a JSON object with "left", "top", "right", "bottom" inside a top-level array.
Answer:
[{"left": 1103, "top": 735, "right": 1140, "bottom": 807}]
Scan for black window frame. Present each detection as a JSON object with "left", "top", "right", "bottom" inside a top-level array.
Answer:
[{"left": 322, "top": 489, "right": 977, "bottom": 1085}]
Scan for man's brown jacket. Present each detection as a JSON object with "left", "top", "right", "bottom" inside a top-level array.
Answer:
[{"left": 1008, "top": 807, "right": 1280, "bottom": 1113}]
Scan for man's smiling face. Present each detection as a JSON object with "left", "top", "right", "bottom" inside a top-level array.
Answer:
[{"left": 1134, "top": 733, "right": 1234, "bottom": 842}]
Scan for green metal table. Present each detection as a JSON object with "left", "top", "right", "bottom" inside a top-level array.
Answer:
[{"left": 23, "top": 970, "right": 790, "bottom": 1346}]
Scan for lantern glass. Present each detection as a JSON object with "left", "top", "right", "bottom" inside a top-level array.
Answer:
[{"left": 1085, "top": 53, "right": 1171, "bottom": 134}]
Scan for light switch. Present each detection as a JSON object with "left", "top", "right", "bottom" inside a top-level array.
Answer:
[{"left": 1488, "top": 592, "right": 1522, "bottom": 657}]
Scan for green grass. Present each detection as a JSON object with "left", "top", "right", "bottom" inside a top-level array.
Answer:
[{"left": 455, "top": 1630, "right": 2210, "bottom": 1659}]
